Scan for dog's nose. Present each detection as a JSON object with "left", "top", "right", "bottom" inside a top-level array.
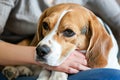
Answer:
[{"left": 36, "top": 44, "right": 51, "bottom": 57}]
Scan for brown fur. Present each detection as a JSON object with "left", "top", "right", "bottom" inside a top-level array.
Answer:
[
  {"left": 86, "top": 12, "right": 113, "bottom": 68},
  {"left": 32, "top": 3, "right": 113, "bottom": 68}
]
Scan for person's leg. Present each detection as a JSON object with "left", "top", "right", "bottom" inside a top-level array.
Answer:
[
  {"left": 0, "top": 72, "right": 7, "bottom": 80},
  {"left": 68, "top": 68, "right": 120, "bottom": 80},
  {"left": 16, "top": 76, "right": 36, "bottom": 80},
  {"left": 1, "top": 69, "right": 120, "bottom": 80}
]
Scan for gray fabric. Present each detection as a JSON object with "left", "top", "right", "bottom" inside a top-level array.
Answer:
[
  {"left": 3, "top": 0, "right": 42, "bottom": 35},
  {"left": 0, "top": 0, "right": 15, "bottom": 34},
  {"left": 0, "top": 0, "right": 43, "bottom": 43},
  {"left": 85, "top": 0, "right": 120, "bottom": 29},
  {"left": 0, "top": 0, "right": 120, "bottom": 43}
]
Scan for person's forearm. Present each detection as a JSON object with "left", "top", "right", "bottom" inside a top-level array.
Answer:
[
  {"left": 0, "top": 41, "right": 90, "bottom": 73},
  {"left": 0, "top": 41, "right": 38, "bottom": 66}
]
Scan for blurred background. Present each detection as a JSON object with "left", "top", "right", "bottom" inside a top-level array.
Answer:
[{"left": 116, "top": 0, "right": 120, "bottom": 5}]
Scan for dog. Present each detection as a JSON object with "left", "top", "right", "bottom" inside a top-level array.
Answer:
[{"left": 3, "top": 3, "right": 119, "bottom": 80}]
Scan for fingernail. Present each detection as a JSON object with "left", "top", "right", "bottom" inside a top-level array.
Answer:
[
  {"left": 85, "top": 67, "right": 91, "bottom": 70},
  {"left": 68, "top": 68, "right": 79, "bottom": 74}
]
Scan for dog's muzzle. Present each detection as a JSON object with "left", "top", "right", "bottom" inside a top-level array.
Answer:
[{"left": 36, "top": 44, "right": 51, "bottom": 61}]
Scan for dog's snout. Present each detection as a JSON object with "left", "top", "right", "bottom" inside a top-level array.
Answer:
[{"left": 36, "top": 45, "right": 51, "bottom": 57}]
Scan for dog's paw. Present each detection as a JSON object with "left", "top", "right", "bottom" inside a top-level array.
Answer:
[
  {"left": 2, "top": 66, "right": 19, "bottom": 80},
  {"left": 16, "top": 66, "right": 33, "bottom": 76},
  {"left": 37, "top": 69, "right": 50, "bottom": 80},
  {"left": 49, "top": 71, "right": 68, "bottom": 80}
]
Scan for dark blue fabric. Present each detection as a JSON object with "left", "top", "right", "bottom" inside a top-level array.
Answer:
[
  {"left": 0, "top": 68, "right": 120, "bottom": 80},
  {"left": 0, "top": 72, "right": 36, "bottom": 80},
  {"left": 16, "top": 77, "right": 36, "bottom": 80},
  {"left": 0, "top": 72, "right": 7, "bottom": 80},
  {"left": 68, "top": 68, "right": 120, "bottom": 80}
]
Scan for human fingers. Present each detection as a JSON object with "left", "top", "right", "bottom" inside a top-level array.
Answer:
[
  {"left": 71, "top": 50, "right": 86, "bottom": 59},
  {"left": 46, "top": 63, "right": 90, "bottom": 74},
  {"left": 42, "top": 50, "right": 90, "bottom": 74},
  {"left": 46, "top": 65, "right": 79, "bottom": 74},
  {"left": 69, "top": 51, "right": 87, "bottom": 65},
  {"left": 45, "top": 58, "right": 90, "bottom": 74},
  {"left": 69, "top": 62, "right": 91, "bottom": 71},
  {"left": 64, "top": 50, "right": 90, "bottom": 72}
]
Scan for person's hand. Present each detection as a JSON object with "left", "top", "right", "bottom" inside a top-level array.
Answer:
[{"left": 44, "top": 50, "right": 90, "bottom": 74}]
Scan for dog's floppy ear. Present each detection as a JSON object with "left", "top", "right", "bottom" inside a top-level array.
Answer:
[
  {"left": 86, "top": 12, "right": 113, "bottom": 68},
  {"left": 30, "top": 10, "right": 47, "bottom": 46}
]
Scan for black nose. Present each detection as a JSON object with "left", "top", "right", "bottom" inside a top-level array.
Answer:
[{"left": 36, "top": 44, "right": 51, "bottom": 57}]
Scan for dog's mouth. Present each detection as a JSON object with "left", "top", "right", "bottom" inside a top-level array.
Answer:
[
  {"left": 36, "top": 45, "right": 87, "bottom": 66},
  {"left": 36, "top": 55, "right": 47, "bottom": 62},
  {"left": 35, "top": 43, "right": 62, "bottom": 66}
]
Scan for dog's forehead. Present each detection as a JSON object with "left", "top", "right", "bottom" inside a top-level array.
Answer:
[
  {"left": 42, "top": 4, "right": 91, "bottom": 37},
  {"left": 46, "top": 4, "right": 89, "bottom": 19},
  {"left": 41, "top": 10, "right": 72, "bottom": 41},
  {"left": 63, "top": 10, "right": 88, "bottom": 29},
  {"left": 57, "top": 9, "right": 89, "bottom": 31},
  {"left": 49, "top": 10, "right": 70, "bottom": 35}
]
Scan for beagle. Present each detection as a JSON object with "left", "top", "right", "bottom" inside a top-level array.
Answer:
[
  {"left": 2, "top": 3, "right": 119, "bottom": 80},
  {"left": 32, "top": 3, "right": 119, "bottom": 80}
]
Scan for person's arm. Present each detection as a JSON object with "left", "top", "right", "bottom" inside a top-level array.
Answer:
[
  {"left": 0, "top": 41, "right": 38, "bottom": 65},
  {"left": 0, "top": 41, "right": 90, "bottom": 73}
]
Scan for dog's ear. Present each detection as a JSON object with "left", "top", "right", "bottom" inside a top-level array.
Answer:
[
  {"left": 86, "top": 12, "right": 113, "bottom": 68},
  {"left": 30, "top": 10, "right": 47, "bottom": 46}
]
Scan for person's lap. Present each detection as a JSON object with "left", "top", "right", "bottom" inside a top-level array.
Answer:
[
  {"left": 1, "top": 68, "right": 120, "bottom": 80},
  {"left": 0, "top": 72, "right": 36, "bottom": 80},
  {"left": 68, "top": 68, "right": 120, "bottom": 80}
]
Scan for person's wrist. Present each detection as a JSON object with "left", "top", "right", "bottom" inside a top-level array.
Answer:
[{"left": 27, "top": 46, "right": 38, "bottom": 65}]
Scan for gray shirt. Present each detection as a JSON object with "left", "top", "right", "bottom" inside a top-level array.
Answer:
[
  {"left": 0, "top": 0, "right": 45, "bottom": 43},
  {"left": 0, "top": 0, "right": 120, "bottom": 43}
]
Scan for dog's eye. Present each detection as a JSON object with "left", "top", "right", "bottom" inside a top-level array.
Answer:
[
  {"left": 63, "top": 29, "right": 75, "bottom": 37},
  {"left": 42, "top": 22, "right": 49, "bottom": 30}
]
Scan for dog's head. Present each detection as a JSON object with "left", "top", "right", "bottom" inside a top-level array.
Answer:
[{"left": 32, "top": 3, "right": 113, "bottom": 67}]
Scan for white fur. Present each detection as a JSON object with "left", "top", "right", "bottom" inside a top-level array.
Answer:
[
  {"left": 104, "top": 24, "right": 119, "bottom": 69},
  {"left": 37, "top": 10, "right": 72, "bottom": 80},
  {"left": 37, "top": 10, "right": 72, "bottom": 66},
  {"left": 97, "top": 17, "right": 119, "bottom": 69},
  {"left": 37, "top": 11, "right": 119, "bottom": 80},
  {"left": 37, "top": 69, "right": 50, "bottom": 80}
]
